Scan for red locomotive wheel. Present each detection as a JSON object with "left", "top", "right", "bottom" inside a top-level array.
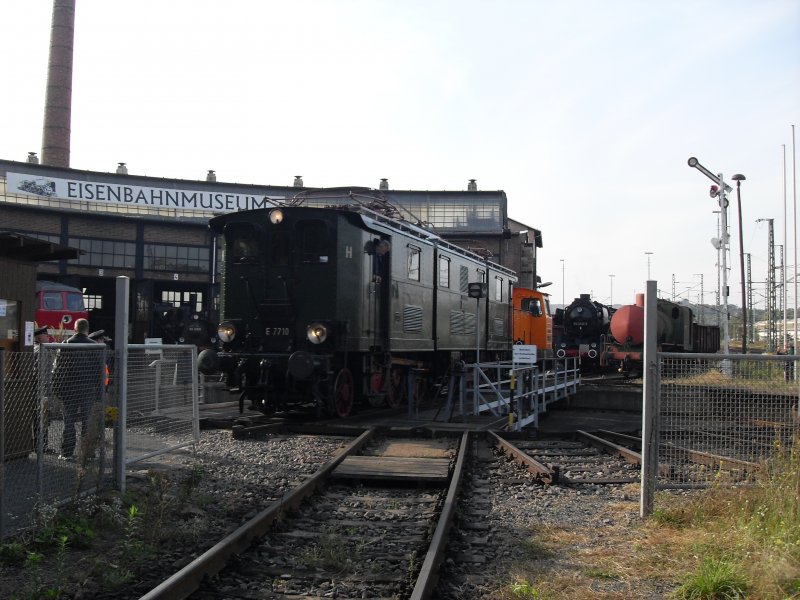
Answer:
[
  {"left": 385, "top": 366, "right": 406, "bottom": 408},
  {"left": 333, "top": 368, "right": 354, "bottom": 417}
]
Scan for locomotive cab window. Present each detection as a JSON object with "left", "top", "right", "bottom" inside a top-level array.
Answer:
[
  {"left": 66, "top": 292, "right": 86, "bottom": 312},
  {"left": 438, "top": 255, "right": 450, "bottom": 288},
  {"left": 297, "top": 220, "right": 330, "bottom": 263},
  {"left": 522, "top": 297, "right": 542, "bottom": 316},
  {"left": 229, "top": 224, "right": 262, "bottom": 264},
  {"left": 407, "top": 245, "right": 421, "bottom": 281},
  {"left": 42, "top": 292, "right": 63, "bottom": 310}
]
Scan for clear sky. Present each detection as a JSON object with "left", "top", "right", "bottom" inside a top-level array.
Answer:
[{"left": 3, "top": 1, "right": 799, "bottom": 311}]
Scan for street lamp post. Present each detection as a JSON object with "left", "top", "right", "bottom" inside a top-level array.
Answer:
[
  {"left": 560, "top": 259, "right": 565, "bottom": 308},
  {"left": 645, "top": 252, "right": 653, "bottom": 279},
  {"left": 733, "top": 174, "right": 747, "bottom": 354}
]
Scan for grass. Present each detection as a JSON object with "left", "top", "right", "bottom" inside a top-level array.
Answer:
[{"left": 489, "top": 437, "right": 800, "bottom": 600}]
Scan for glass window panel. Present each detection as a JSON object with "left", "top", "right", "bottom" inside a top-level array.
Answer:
[
  {"left": 439, "top": 255, "right": 450, "bottom": 288},
  {"left": 407, "top": 246, "right": 420, "bottom": 281}
]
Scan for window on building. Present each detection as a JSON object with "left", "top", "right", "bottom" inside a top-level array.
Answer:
[
  {"left": 144, "top": 244, "right": 210, "bottom": 272},
  {"left": 161, "top": 291, "right": 204, "bottom": 313},
  {"left": 407, "top": 246, "right": 421, "bottom": 281},
  {"left": 439, "top": 255, "right": 450, "bottom": 288},
  {"left": 68, "top": 237, "right": 136, "bottom": 269},
  {"left": 84, "top": 294, "right": 103, "bottom": 311}
]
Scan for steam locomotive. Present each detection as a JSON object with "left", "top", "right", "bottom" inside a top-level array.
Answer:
[
  {"left": 603, "top": 293, "right": 720, "bottom": 376},
  {"left": 197, "top": 189, "right": 517, "bottom": 417},
  {"left": 554, "top": 293, "right": 615, "bottom": 370}
]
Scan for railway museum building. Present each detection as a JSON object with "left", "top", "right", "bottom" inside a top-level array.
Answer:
[{"left": 0, "top": 157, "right": 541, "bottom": 344}]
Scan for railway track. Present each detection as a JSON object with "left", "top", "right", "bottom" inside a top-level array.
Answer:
[{"left": 139, "top": 427, "right": 644, "bottom": 599}]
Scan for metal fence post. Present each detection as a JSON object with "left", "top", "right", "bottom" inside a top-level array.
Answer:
[
  {"left": 114, "top": 276, "right": 130, "bottom": 493},
  {"left": 191, "top": 345, "right": 200, "bottom": 444},
  {"left": 640, "top": 279, "right": 659, "bottom": 518},
  {"left": 0, "top": 347, "right": 5, "bottom": 538}
]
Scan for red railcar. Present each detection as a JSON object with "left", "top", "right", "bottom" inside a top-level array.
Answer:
[{"left": 35, "top": 281, "right": 88, "bottom": 341}]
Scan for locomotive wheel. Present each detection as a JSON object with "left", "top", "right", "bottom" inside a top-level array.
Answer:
[
  {"left": 386, "top": 366, "right": 406, "bottom": 408},
  {"left": 332, "top": 368, "right": 354, "bottom": 417}
]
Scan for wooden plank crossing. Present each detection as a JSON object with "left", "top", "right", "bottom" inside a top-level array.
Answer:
[{"left": 332, "top": 455, "right": 451, "bottom": 484}]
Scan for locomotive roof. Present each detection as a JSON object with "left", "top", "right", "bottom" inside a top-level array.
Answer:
[
  {"left": 209, "top": 200, "right": 517, "bottom": 279},
  {"left": 35, "top": 280, "right": 83, "bottom": 293}
]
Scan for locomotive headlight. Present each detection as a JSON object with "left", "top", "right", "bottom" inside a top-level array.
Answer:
[
  {"left": 217, "top": 321, "right": 237, "bottom": 343},
  {"left": 306, "top": 322, "right": 328, "bottom": 344},
  {"left": 269, "top": 209, "right": 284, "bottom": 224}
]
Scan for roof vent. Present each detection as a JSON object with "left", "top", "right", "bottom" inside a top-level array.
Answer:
[
  {"left": 468, "top": 179, "right": 477, "bottom": 191},
  {"left": 379, "top": 178, "right": 389, "bottom": 190},
  {"left": 116, "top": 162, "right": 128, "bottom": 175},
  {"left": 294, "top": 175, "right": 304, "bottom": 187},
  {"left": 206, "top": 170, "right": 216, "bottom": 182},
  {"left": 27, "top": 152, "right": 39, "bottom": 164}
]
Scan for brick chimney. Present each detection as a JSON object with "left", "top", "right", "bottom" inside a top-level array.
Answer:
[{"left": 41, "top": 0, "right": 76, "bottom": 168}]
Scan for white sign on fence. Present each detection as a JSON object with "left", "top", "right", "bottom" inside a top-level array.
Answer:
[{"left": 513, "top": 344, "right": 538, "bottom": 364}]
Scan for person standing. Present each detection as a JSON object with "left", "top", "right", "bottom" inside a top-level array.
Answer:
[
  {"left": 33, "top": 326, "right": 55, "bottom": 454},
  {"left": 55, "top": 318, "right": 102, "bottom": 461}
]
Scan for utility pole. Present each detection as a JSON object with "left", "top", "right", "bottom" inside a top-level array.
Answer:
[
  {"left": 693, "top": 273, "right": 704, "bottom": 324},
  {"left": 671, "top": 274, "right": 676, "bottom": 302},
  {"left": 757, "top": 218, "right": 777, "bottom": 351},
  {"left": 746, "top": 253, "right": 754, "bottom": 343}
]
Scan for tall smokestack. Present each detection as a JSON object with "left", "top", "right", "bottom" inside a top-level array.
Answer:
[{"left": 41, "top": 0, "right": 76, "bottom": 168}]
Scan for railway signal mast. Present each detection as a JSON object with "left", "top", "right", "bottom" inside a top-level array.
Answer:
[{"left": 688, "top": 157, "right": 731, "bottom": 354}]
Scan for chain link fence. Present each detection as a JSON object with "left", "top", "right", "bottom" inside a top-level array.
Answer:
[
  {"left": 124, "top": 344, "right": 199, "bottom": 466},
  {"left": 655, "top": 353, "right": 800, "bottom": 488},
  {"left": 1, "top": 343, "right": 199, "bottom": 539},
  {"left": 0, "top": 345, "right": 113, "bottom": 537}
]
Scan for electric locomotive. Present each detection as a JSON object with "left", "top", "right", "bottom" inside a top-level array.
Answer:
[{"left": 198, "top": 189, "right": 517, "bottom": 417}]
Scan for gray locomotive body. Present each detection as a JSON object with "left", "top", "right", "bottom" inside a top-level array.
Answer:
[{"left": 198, "top": 201, "right": 516, "bottom": 416}]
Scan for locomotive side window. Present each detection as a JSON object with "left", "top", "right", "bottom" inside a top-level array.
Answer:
[
  {"left": 407, "top": 246, "right": 421, "bottom": 281},
  {"left": 495, "top": 276, "right": 503, "bottom": 301},
  {"left": 438, "top": 255, "right": 450, "bottom": 288},
  {"left": 459, "top": 266, "right": 469, "bottom": 293},
  {"left": 297, "top": 220, "right": 329, "bottom": 263}
]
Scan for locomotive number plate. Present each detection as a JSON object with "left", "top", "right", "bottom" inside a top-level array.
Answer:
[{"left": 265, "top": 327, "right": 290, "bottom": 336}]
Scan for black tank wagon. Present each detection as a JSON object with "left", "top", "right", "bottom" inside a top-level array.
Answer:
[{"left": 198, "top": 189, "right": 517, "bottom": 417}]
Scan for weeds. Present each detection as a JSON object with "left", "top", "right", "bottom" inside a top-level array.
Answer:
[
  {"left": 673, "top": 556, "right": 747, "bottom": 599},
  {"left": 298, "top": 529, "right": 354, "bottom": 573},
  {"left": 510, "top": 579, "right": 541, "bottom": 598}
]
